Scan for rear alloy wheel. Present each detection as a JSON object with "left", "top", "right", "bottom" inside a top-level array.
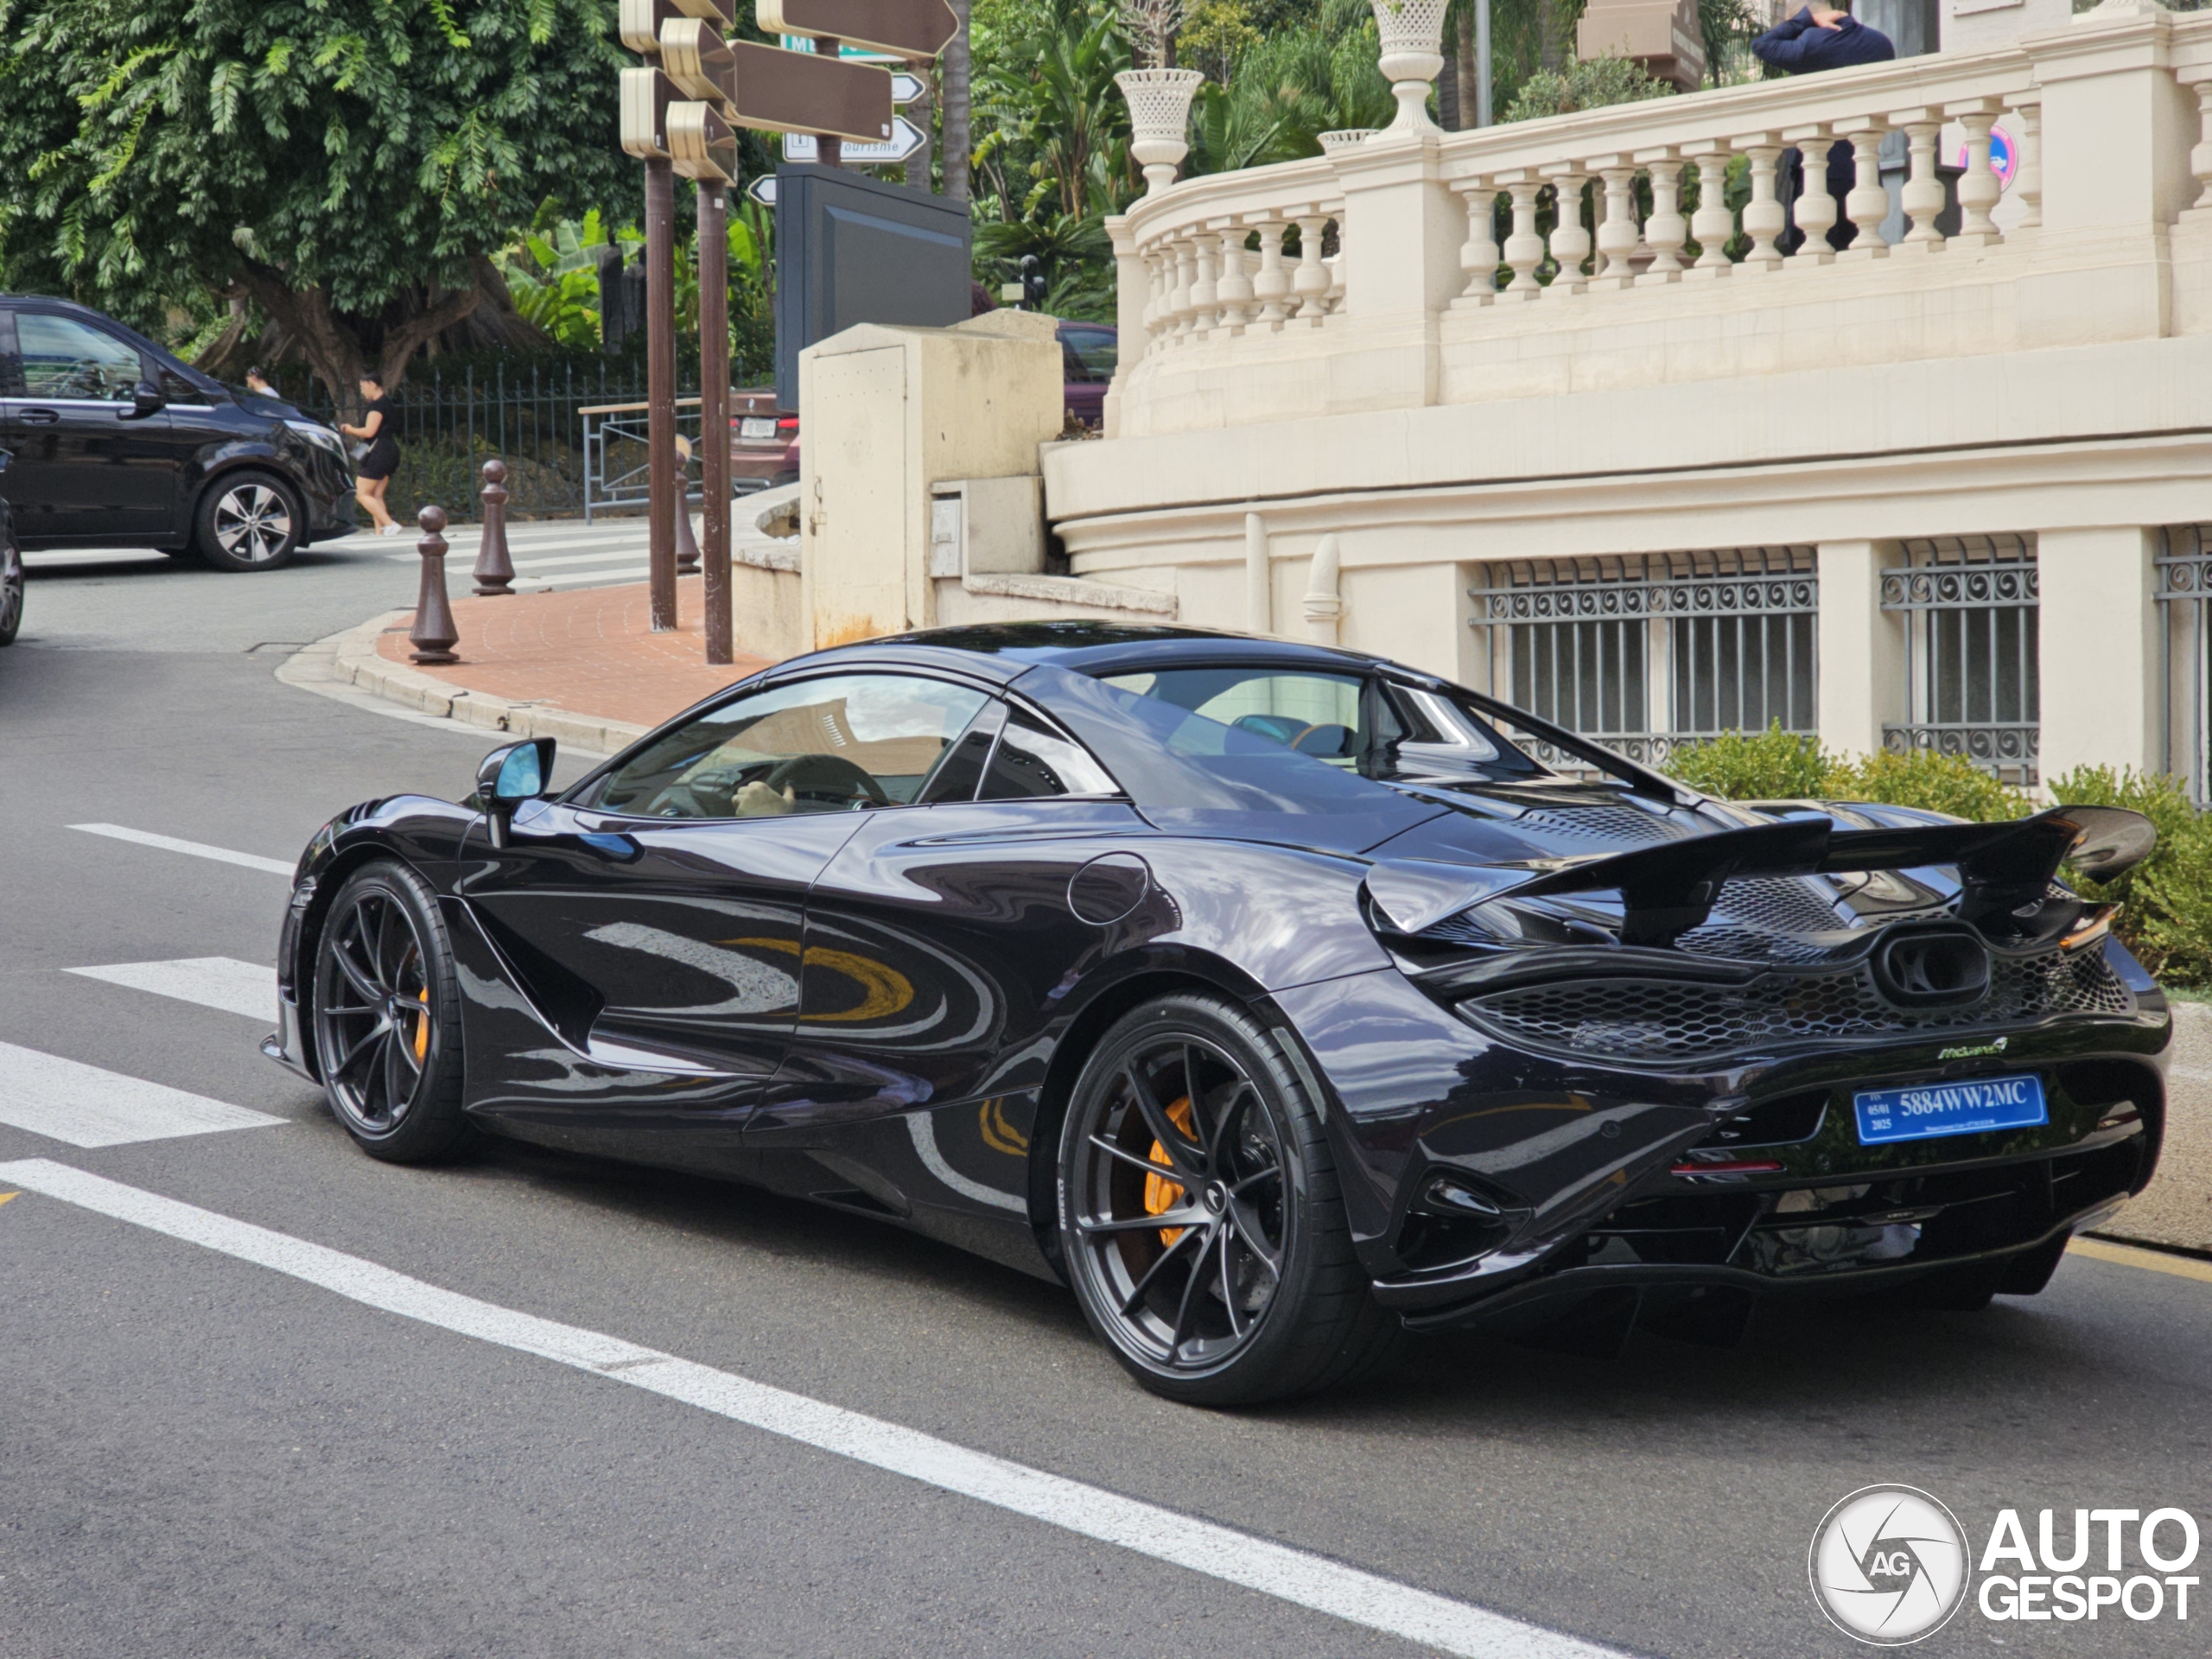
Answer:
[
  {"left": 1058, "top": 994, "right": 1400, "bottom": 1405},
  {"left": 311, "top": 861, "right": 470, "bottom": 1161},
  {"left": 0, "top": 535, "right": 21, "bottom": 645},
  {"left": 195, "top": 471, "right": 302, "bottom": 570}
]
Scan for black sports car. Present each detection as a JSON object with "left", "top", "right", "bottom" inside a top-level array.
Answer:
[{"left": 266, "top": 623, "right": 2170, "bottom": 1403}]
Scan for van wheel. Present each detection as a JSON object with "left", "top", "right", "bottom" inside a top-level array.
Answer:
[{"left": 195, "top": 471, "right": 302, "bottom": 570}]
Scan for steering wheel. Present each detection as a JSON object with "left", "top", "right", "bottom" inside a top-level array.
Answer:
[{"left": 763, "top": 751, "right": 889, "bottom": 810}]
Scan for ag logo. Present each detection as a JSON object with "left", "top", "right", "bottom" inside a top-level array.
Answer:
[{"left": 1809, "top": 1484, "right": 1971, "bottom": 1644}]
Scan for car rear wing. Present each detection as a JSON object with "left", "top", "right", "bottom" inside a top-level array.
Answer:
[{"left": 1364, "top": 804, "right": 2156, "bottom": 948}]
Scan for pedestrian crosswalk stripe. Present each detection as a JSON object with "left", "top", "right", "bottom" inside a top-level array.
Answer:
[
  {"left": 68, "top": 823, "right": 294, "bottom": 877},
  {"left": 66, "top": 958, "right": 276, "bottom": 1022},
  {"left": 0, "top": 1043, "right": 284, "bottom": 1147},
  {"left": 0, "top": 1157, "right": 1625, "bottom": 1659}
]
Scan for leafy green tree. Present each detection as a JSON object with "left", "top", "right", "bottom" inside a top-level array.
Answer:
[{"left": 0, "top": 0, "right": 630, "bottom": 402}]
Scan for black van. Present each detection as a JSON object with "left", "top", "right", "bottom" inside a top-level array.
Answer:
[{"left": 0, "top": 296, "right": 354, "bottom": 570}]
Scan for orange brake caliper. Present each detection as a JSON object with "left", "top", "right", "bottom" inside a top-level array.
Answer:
[
  {"left": 1142, "top": 1096, "right": 1197, "bottom": 1246},
  {"left": 412, "top": 987, "right": 430, "bottom": 1063}
]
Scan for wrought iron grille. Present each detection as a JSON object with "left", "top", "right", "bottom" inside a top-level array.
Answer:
[
  {"left": 1467, "top": 549, "right": 1818, "bottom": 766},
  {"left": 2155, "top": 523, "right": 2212, "bottom": 804},
  {"left": 1880, "top": 535, "right": 2039, "bottom": 783}
]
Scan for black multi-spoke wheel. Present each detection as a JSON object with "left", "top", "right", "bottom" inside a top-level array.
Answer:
[
  {"left": 0, "top": 532, "right": 22, "bottom": 646},
  {"left": 312, "top": 861, "right": 469, "bottom": 1161},
  {"left": 194, "top": 471, "right": 302, "bottom": 571},
  {"left": 1058, "top": 994, "right": 1399, "bottom": 1404}
]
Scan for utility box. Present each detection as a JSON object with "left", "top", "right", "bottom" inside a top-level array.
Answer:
[
  {"left": 929, "top": 477, "right": 1045, "bottom": 580},
  {"left": 774, "top": 166, "right": 973, "bottom": 412},
  {"left": 800, "top": 310, "right": 1062, "bottom": 650}
]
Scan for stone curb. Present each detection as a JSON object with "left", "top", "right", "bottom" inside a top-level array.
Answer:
[{"left": 326, "top": 610, "right": 652, "bottom": 757}]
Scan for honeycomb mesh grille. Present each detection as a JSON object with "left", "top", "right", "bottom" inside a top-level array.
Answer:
[
  {"left": 1516, "top": 805, "right": 1691, "bottom": 843},
  {"left": 1461, "top": 950, "right": 2133, "bottom": 1064}
]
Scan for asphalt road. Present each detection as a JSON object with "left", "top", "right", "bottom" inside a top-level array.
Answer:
[{"left": 4, "top": 539, "right": 2211, "bottom": 1659}]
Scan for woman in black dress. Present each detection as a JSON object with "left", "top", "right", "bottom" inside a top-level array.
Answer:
[{"left": 339, "top": 372, "right": 402, "bottom": 536}]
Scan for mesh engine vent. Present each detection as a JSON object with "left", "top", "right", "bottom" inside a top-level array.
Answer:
[
  {"left": 1461, "top": 950, "right": 2133, "bottom": 1065},
  {"left": 1514, "top": 805, "right": 1692, "bottom": 844}
]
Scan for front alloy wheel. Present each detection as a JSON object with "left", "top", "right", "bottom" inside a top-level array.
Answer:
[
  {"left": 312, "top": 861, "right": 469, "bottom": 1161},
  {"left": 0, "top": 537, "right": 21, "bottom": 645},
  {"left": 196, "top": 474, "right": 302, "bottom": 570},
  {"left": 1058, "top": 995, "right": 1399, "bottom": 1404}
]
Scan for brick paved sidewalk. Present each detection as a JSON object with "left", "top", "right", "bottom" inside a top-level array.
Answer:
[{"left": 377, "top": 576, "right": 773, "bottom": 729}]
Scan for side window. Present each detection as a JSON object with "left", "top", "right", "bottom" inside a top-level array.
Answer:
[
  {"left": 979, "top": 713, "right": 1119, "bottom": 800},
  {"left": 578, "top": 673, "right": 989, "bottom": 820},
  {"left": 16, "top": 315, "right": 144, "bottom": 402},
  {"left": 0, "top": 312, "right": 21, "bottom": 397},
  {"left": 917, "top": 701, "right": 1007, "bottom": 804}
]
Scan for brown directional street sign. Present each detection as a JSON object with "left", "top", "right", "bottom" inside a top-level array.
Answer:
[
  {"left": 620, "top": 67, "right": 679, "bottom": 157},
  {"left": 724, "top": 39, "right": 893, "bottom": 143},
  {"left": 755, "top": 0, "right": 957, "bottom": 60},
  {"left": 659, "top": 16, "right": 735, "bottom": 101},
  {"left": 669, "top": 100, "right": 739, "bottom": 182}
]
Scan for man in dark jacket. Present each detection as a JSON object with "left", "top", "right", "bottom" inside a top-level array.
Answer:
[{"left": 1754, "top": 2, "right": 1897, "bottom": 251}]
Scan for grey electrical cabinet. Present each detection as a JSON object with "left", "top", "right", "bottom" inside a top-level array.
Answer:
[{"left": 773, "top": 165, "right": 972, "bottom": 412}]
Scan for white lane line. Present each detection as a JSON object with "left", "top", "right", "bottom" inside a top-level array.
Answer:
[
  {"left": 66, "top": 958, "right": 276, "bottom": 1022},
  {"left": 0, "top": 1049, "right": 283, "bottom": 1147},
  {"left": 68, "top": 823, "right": 293, "bottom": 877},
  {"left": 0, "top": 1158, "right": 1623, "bottom": 1659},
  {"left": 511, "top": 548, "right": 653, "bottom": 573}
]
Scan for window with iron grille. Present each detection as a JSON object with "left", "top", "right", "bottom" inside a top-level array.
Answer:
[
  {"left": 1466, "top": 550, "right": 1818, "bottom": 765},
  {"left": 1880, "top": 535, "right": 2039, "bottom": 784},
  {"left": 2155, "top": 523, "right": 2212, "bottom": 804}
]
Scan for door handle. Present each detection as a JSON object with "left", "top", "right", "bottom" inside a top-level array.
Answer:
[{"left": 17, "top": 408, "right": 59, "bottom": 425}]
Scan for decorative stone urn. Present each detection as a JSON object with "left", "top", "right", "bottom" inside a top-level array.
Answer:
[
  {"left": 1369, "top": 0, "right": 1447, "bottom": 134},
  {"left": 1316, "top": 129, "right": 1377, "bottom": 156},
  {"left": 1115, "top": 68, "right": 1206, "bottom": 194}
]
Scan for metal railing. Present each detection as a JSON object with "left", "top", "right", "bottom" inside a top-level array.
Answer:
[
  {"left": 1881, "top": 534, "right": 2040, "bottom": 783},
  {"left": 2156, "top": 523, "right": 2212, "bottom": 803},
  {"left": 582, "top": 398, "right": 707, "bottom": 524},
  {"left": 1467, "top": 548, "right": 1819, "bottom": 767}
]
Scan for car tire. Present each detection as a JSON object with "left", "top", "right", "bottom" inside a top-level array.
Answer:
[
  {"left": 310, "top": 860, "right": 472, "bottom": 1163},
  {"left": 1057, "top": 993, "right": 1401, "bottom": 1405},
  {"left": 194, "top": 469, "right": 304, "bottom": 571},
  {"left": 0, "top": 535, "right": 21, "bottom": 645}
]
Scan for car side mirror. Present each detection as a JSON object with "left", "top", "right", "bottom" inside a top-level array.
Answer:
[
  {"left": 122, "top": 382, "right": 166, "bottom": 420},
  {"left": 475, "top": 738, "right": 555, "bottom": 847}
]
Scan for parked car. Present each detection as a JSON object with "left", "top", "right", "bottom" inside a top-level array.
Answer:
[
  {"left": 0, "top": 451, "right": 21, "bottom": 646},
  {"left": 734, "top": 321, "right": 1121, "bottom": 488},
  {"left": 0, "top": 296, "right": 355, "bottom": 570},
  {"left": 265, "top": 622, "right": 2167, "bottom": 1405}
]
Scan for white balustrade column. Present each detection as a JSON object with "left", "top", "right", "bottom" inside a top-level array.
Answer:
[
  {"left": 1215, "top": 221, "right": 1254, "bottom": 334},
  {"left": 1251, "top": 220, "right": 1293, "bottom": 327},
  {"left": 1893, "top": 111, "right": 1945, "bottom": 251},
  {"left": 1169, "top": 237, "right": 1198, "bottom": 340},
  {"left": 1291, "top": 213, "right": 1331, "bottom": 323},
  {"left": 1736, "top": 137, "right": 1784, "bottom": 269},
  {"left": 1837, "top": 118, "right": 1891, "bottom": 261},
  {"left": 1499, "top": 176, "right": 1545, "bottom": 299},
  {"left": 1324, "top": 251, "right": 1347, "bottom": 315},
  {"left": 1189, "top": 232, "right": 1222, "bottom": 337},
  {"left": 1948, "top": 99, "right": 2005, "bottom": 248},
  {"left": 1685, "top": 143, "right": 1733, "bottom": 276},
  {"left": 1783, "top": 124, "right": 1836, "bottom": 262},
  {"left": 1637, "top": 150, "right": 1686, "bottom": 283},
  {"left": 1588, "top": 162, "right": 1639, "bottom": 289},
  {"left": 1542, "top": 169, "right": 1591, "bottom": 295},
  {"left": 2004, "top": 93, "right": 2042, "bottom": 232},
  {"left": 1452, "top": 181, "right": 1501, "bottom": 306},
  {"left": 2181, "top": 73, "right": 2212, "bottom": 221}
]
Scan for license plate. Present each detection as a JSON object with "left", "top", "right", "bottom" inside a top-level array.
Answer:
[
  {"left": 1853, "top": 1074, "right": 2047, "bottom": 1146},
  {"left": 739, "top": 417, "right": 777, "bottom": 440}
]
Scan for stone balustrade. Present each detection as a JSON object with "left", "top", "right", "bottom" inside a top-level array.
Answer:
[{"left": 1103, "top": 3, "right": 2212, "bottom": 439}]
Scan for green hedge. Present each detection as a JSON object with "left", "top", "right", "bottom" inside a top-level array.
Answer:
[{"left": 1664, "top": 724, "right": 2212, "bottom": 986}]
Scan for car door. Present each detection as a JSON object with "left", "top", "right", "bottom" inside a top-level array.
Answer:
[
  {"left": 753, "top": 702, "right": 1152, "bottom": 1219},
  {"left": 4, "top": 310, "right": 174, "bottom": 544},
  {"left": 454, "top": 670, "right": 995, "bottom": 1154}
]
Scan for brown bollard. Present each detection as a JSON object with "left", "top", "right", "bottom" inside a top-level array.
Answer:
[
  {"left": 409, "top": 505, "right": 461, "bottom": 665},
  {"left": 473, "top": 459, "right": 516, "bottom": 596}
]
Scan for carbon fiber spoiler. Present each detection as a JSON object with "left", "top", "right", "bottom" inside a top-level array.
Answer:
[{"left": 1365, "top": 805, "right": 2155, "bottom": 948}]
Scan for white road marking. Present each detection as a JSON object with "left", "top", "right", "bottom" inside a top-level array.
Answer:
[
  {"left": 68, "top": 823, "right": 293, "bottom": 877},
  {"left": 510, "top": 548, "right": 653, "bottom": 572},
  {"left": 66, "top": 957, "right": 276, "bottom": 1022},
  {"left": 0, "top": 1048, "right": 283, "bottom": 1147},
  {"left": 0, "top": 1158, "right": 1622, "bottom": 1659}
]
